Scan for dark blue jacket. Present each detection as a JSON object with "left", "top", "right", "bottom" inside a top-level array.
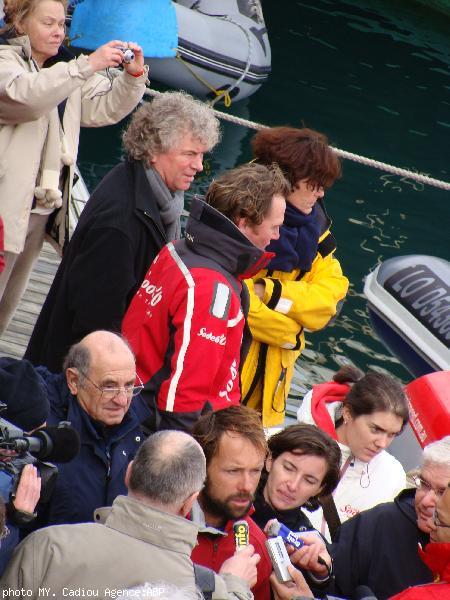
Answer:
[{"left": 33, "top": 367, "right": 151, "bottom": 527}]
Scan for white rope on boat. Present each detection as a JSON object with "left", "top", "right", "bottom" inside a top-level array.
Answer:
[{"left": 143, "top": 88, "right": 450, "bottom": 191}]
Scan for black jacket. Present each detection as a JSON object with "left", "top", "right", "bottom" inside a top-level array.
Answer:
[
  {"left": 25, "top": 160, "right": 167, "bottom": 371},
  {"left": 331, "top": 488, "right": 433, "bottom": 600},
  {"left": 252, "top": 475, "right": 332, "bottom": 598}
]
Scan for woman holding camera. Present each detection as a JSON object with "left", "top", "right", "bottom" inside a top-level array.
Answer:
[
  {"left": 297, "top": 365, "right": 409, "bottom": 541},
  {"left": 0, "top": 0, "right": 147, "bottom": 334}
]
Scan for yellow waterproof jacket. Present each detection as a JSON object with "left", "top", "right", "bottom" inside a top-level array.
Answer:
[{"left": 241, "top": 204, "right": 349, "bottom": 427}]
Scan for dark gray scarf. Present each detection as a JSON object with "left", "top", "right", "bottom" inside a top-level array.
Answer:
[{"left": 145, "top": 167, "right": 184, "bottom": 241}]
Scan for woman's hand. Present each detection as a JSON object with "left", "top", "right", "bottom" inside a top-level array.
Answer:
[
  {"left": 87, "top": 40, "right": 144, "bottom": 74},
  {"left": 122, "top": 42, "right": 145, "bottom": 76},
  {"left": 287, "top": 531, "right": 332, "bottom": 578}
]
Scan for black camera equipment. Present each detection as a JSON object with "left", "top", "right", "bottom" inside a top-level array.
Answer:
[{"left": 0, "top": 411, "right": 80, "bottom": 504}]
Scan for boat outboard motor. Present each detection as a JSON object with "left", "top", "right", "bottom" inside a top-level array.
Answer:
[{"left": 406, "top": 370, "right": 450, "bottom": 447}]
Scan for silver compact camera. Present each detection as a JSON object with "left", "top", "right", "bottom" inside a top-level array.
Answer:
[
  {"left": 265, "top": 536, "right": 293, "bottom": 583},
  {"left": 117, "top": 47, "right": 135, "bottom": 63}
]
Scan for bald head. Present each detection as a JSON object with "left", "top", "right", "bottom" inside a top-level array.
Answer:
[
  {"left": 128, "top": 431, "right": 206, "bottom": 513},
  {"left": 64, "top": 330, "right": 137, "bottom": 426},
  {"left": 80, "top": 330, "right": 134, "bottom": 362}
]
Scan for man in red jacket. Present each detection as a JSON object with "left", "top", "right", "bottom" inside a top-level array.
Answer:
[
  {"left": 190, "top": 405, "right": 272, "bottom": 600},
  {"left": 122, "top": 163, "right": 288, "bottom": 432}
]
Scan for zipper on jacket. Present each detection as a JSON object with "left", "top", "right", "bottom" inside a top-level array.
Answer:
[{"left": 105, "top": 447, "right": 112, "bottom": 504}]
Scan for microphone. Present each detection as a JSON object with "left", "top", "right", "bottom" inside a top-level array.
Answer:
[
  {"left": 353, "top": 586, "right": 378, "bottom": 600},
  {"left": 14, "top": 423, "right": 80, "bottom": 463},
  {"left": 266, "top": 519, "right": 304, "bottom": 550},
  {"left": 233, "top": 520, "right": 249, "bottom": 550},
  {"left": 266, "top": 519, "right": 330, "bottom": 573}
]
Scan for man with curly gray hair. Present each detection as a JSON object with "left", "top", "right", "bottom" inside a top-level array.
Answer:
[{"left": 25, "top": 91, "right": 221, "bottom": 373}]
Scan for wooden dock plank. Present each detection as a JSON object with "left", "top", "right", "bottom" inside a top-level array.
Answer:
[{"left": 0, "top": 242, "right": 61, "bottom": 360}]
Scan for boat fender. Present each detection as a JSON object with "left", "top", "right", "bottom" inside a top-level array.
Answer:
[{"left": 405, "top": 370, "right": 450, "bottom": 447}]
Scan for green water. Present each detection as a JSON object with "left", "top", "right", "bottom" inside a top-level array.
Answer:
[{"left": 77, "top": 0, "right": 450, "bottom": 404}]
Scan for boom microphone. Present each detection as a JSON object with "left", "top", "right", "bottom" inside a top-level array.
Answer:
[{"left": 14, "top": 423, "right": 80, "bottom": 463}]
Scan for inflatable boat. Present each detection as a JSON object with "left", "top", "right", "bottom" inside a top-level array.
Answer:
[
  {"left": 364, "top": 255, "right": 450, "bottom": 378},
  {"left": 69, "top": 0, "right": 271, "bottom": 104}
]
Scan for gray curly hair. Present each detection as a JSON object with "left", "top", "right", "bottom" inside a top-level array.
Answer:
[{"left": 122, "top": 91, "right": 221, "bottom": 163}]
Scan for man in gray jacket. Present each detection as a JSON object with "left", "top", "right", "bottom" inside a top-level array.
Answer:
[{"left": 1, "top": 430, "right": 258, "bottom": 599}]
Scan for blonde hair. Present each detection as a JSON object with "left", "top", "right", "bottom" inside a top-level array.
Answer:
[{"left": 1, "top": 0, "right": 67, "bottom": 34}]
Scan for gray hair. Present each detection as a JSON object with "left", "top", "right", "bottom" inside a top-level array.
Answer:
[
  {"left": 125, "top": 583, "right": 204, "bottom": 600},
  {"left": 63, "top": 343, "right": 91, "bottom": 385},
  {"left": 422, "top": 436, "right": 450, "bottom": 468},
  {"left": 129, "top": 431, "right": 206, "bottom": 507},
  {"left": 122, "top": 91, "right": 221, "bottom": 163}
]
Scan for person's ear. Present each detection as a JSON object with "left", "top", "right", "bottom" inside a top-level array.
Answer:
[
  {"left": 236, "top": 217, "right": 251, "bottom": 237},
  {"left": 265, "top": 454, "right": 273, "bottom": 473},
  {"left": 124, "top": 461, "right": 134, "bottom": 489},
  {"left": 342, "top": 405, "right": 352, "bottom": 425},
  {"left": 66, "top": 368, "right": 80, "bottom": 395},
  {"left": 179, "top": 491, "right": 199, "bottom": 517}
]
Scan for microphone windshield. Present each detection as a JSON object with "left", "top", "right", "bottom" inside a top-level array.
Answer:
[
  {"left": 266, "top": 519, "right": 282, "bottom": 538},
  {"left": 28, "top": 425, "right": 81, "bottom": 463}
]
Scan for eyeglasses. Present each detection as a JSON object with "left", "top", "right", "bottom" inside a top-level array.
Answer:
[
  {"left": 84, "top": 374, "right": 144, "bottom": 400},
  {"left": 413, "top": 475, "right": 447, "bottom": 499},
  {"left": 434, "top": 513, "right": 450, "bottom": 529}
]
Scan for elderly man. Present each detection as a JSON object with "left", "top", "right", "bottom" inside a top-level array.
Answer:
[
  {"left": 123, "top": 163, "right": 288, "bottom": 431},
  {"left": 25, "top": 91, "right": 221, "bottom": 373},
  {"left": 190, "top": 406, "right": 332, "bottom": 600},
  {"left": 21, "top": 330, "right": 153, "bottom": 529},
  {"left": 390, "top": 482, "right": 450, "bottom": 599},
  {"left": 331, "top": 435, "right": 450, "bottom": 600},
  {"left": 2, "top": 430, "right": 259, "bottom": 598}
]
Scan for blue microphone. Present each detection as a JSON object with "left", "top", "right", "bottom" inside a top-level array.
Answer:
[
  {"left": 266, "top": 519, "right": 304, "bottom": 549},
  {"left": 266, "top": 519, "right": 331, "bottom": 573}
]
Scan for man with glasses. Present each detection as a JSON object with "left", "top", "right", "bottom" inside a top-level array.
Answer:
[
  {"left": 331, "top": 435, "right": 450, "bottom": 600},
  {"left": 25, "top": 330, "right": 153, "bottom": 530},
  {"left": 390, "top": 482, "right": 450, "bottom": 599}
]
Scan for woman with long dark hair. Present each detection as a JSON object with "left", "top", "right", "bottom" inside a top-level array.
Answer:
[{"left": 297, "top": 365, "right": 409, "bottom": 541}]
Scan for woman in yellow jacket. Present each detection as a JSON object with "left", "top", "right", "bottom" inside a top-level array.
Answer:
[{"left": 241, "top": 127, "right": 349, "bottom": 427}]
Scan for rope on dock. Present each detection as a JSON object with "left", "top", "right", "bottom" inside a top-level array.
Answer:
[{"left": 143, "top": 88, "right": 450, "bottom": 192}]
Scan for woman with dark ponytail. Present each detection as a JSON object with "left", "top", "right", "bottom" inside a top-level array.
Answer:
[{"left": 297, "top": 365, "right": 409, "bottom": 541}]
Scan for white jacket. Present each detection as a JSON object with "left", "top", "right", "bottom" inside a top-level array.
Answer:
[
  {"left": 0, "top": 35, "right": 147, "bottom": 253},
  {"left": 297, "top": 388, "right": 406, "bottom": 542}
]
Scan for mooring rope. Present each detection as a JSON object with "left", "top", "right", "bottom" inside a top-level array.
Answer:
[{"left": 144, "top": 88, "right": 450, "bottom": 191}]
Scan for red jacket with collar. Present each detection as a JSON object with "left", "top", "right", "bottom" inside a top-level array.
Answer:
[
  {"left": 390, "top": 542, "right": 450, "bottom": 600},
  {"left": 191, "top": 510, "right": 272, "bottom": 600},
  {"left": 122, "top": 197, "right": 272, "bottom": 431}
]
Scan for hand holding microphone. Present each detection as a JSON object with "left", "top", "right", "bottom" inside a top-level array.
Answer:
[
  {"left": 266, "top": 519, "right": 332, "bottom": 579},
  {"left": 220, "top": 542, "right": 260, "bottom": 589}
]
